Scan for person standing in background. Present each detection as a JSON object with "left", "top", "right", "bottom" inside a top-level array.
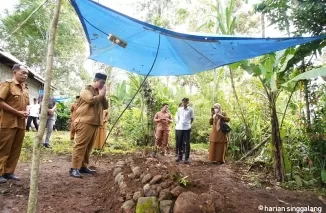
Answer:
[
  {"left": 70, "top": 96, "right": 80, "bottom": 141},
  {"left": 93, "top": 109, "right": 109, "bottom": 150},
  {"left": 42, "top": 97, "right": 56, "bottom": 148},
  {"left": 26, "top": 98, "right": 40, "bottom": 131}
]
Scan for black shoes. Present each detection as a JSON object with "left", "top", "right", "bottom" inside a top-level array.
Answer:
[
  {"left": 175, "top": 158, "right": 190, "bottom": 164},
  {"left": 0, "top": 176, "right": 7, "bottom": 184},
  {"left": 79, "top": 167, "right": 96, "bottom": 174},
  {"left": 43, "top": 143, "right": 52, "bottom": 149},
  {"left": 69, "top": 168, "right": 82, "bottom": 178},
  {"left": 3, "top": 173, "right": 20, "bottom": 181},
  {"left": 151, "top": 151, "right": 157, "bottom": 158}
]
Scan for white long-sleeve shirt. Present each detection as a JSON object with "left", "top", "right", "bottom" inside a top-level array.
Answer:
[{"left": 175, "top": 106, "right": 194, "bottom": 130}]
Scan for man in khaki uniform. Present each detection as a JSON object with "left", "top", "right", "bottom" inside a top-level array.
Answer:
[
  {"left": 0, "top": 64, "right": 29, "bottom": 184},
  {"left": 70, "top": 73, "right": 108, "bottom": 178},
  {"left": 152, "top": 103, "right": 172, "bottom": 157}
]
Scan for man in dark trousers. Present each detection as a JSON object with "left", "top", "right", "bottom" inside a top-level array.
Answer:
[
  {"left": 42, "top": 97, "right": 56, "bottom": 148},
  {"left": 175, "top": 98, "right": 194, "bottom": 164},
  {"left": 0, "top": 64, "right": 29, "bottom": 183},
  {"left": 70, "top": 73, "right": 108, "bottom": 178}
]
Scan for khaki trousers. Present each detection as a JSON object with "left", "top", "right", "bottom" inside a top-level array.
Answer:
[
  {"left": 71, "top": 122, "right": 97, "bottom": 168},
  {"left": 70, "top": 120, "right": 76, "bottom": 140},
  {"left": 155, "top": 130, "right": 170, "bottom": 152},
  {"left": 0, "top": 128, "right": 25, "bottom": 175}
]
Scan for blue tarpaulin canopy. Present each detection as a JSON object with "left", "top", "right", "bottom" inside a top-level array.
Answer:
[
  {"left": 54, "top": 97, "right": 70, "bottom": 102},
  {"left": 71, "top": 0, "right": 325, "bottom": 76}
]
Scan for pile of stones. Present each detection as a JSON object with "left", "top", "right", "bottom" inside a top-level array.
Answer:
[{"left": 111, "top": 157, "right": 220, "bottom": 213}]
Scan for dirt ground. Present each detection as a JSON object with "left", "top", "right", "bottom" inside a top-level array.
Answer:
[{"left": 0, "top": 152, "right": 325, "bottom": 213}]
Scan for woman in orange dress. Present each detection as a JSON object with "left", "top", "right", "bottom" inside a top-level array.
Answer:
[
  {"left": 93, "top": 110, "right": 109, "bottom": 150},
  {"left": 209, "top": 103, "right": 230, "bottom": 164}
]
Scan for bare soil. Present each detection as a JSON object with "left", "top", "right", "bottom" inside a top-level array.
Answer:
[{"left": 0, "top": 152, "right": 325, "bottom": 213}]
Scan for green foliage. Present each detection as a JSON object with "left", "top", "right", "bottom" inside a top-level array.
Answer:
[
  {"left": 21, "top": 131, "right": 73, "bottom": 161},
  {"left": 20, "top": 133, "right": 34, "bottom": 161},
  {"left": 172, "top": 172, "right": 190, "bottom": 187},
  {"left": 191, "top": 143, "right": 209, "bottom": 152},
  {"left": 0, "top": 0, "right": 85, "bottom": 67},
  {"left": 114, "top": 107, "right": 146, "bottom": 145},
  {"left": 0, "top": 0, "right": 88, "bottom": 96},
  {"left": 55, "top": 102, "right": 70, "bottom": 131},
  {"left": 198, "top": 0, "right": 259, "bottom": 35},
  {"left": 321, "top": 170, "right": 326, "bottom": 184},
  {"left": 284, "top": 66, "right": 326, "bottom": 85},
  {"left": 179, "top": 176, "right": 189, "bottom": 187},
  {"left": 176, "top": 8, "right": 189, "bottom": 24},
  {"left": 255, "top": 0, "right": 326, "bottom": 35},
  {"left": 152, "top": 15, "right": 169, "bottom": 27}
]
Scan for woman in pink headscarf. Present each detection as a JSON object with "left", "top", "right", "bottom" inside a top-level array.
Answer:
[{"left": 209, "top": 103, "right": 230, "bottom": 164}]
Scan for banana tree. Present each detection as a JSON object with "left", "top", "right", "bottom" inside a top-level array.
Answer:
[
  {"left": 241, "top": 48, "right": 295, "bottom": 182},
  {"left": 198, "top": 0, "right": 252, "bottom": 148},
  {"left": 110, "top": 80, "right": 129, "bottom": 107}
]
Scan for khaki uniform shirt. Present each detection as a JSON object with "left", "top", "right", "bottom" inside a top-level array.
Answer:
[
  {"left": 70, "top": 103, "right": 78, "bottom": 121},
  {"left": 154, "top": 111, "right": 172, "bottom": 131},
  {"left": 74, "top": 85, "right": 109, "bottom": 126},
  {"left": 0, "top": 78, "right": 29, "bottom": 129}
]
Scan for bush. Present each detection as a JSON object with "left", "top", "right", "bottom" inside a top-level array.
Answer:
[{"left": 55, "top": 102, "right": 70, "bottom": 131}]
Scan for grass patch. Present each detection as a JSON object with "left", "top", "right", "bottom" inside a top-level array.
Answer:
[
  {"left": 191, "top": 143, "right": 209, "bottom": 152},
  {"left": 20, "top": 131, "right": 137, "bottom": 162},
  {"left": 20, "top": 131, "right": 73, "bottom": 162},
  {"left": 21, "top": 132, "right": 208, "bottom": 161}
]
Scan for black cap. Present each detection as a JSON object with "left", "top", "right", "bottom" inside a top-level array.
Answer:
[{"left": 95, "top": 73, "right": 107, "bottom": 81}]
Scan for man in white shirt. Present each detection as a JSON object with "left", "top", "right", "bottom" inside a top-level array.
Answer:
[
  {"left": 26, "top": 98, "right": 40, "bottom": 131},
  {"left": 174, "top": 102, "right": 183, "bottom": 157},
  {"left": 175, "top": 98, "right": 194, "bottom": 163}
]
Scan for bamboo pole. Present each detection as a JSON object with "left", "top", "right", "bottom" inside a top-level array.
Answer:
[{"left": 27, "top": 1, "right": 62, "bottom": 212}]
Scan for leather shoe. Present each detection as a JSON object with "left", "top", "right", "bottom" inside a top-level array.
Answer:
[
  {"left": 43, "top": 143, "right": 52, "bottom": 149},
  {"left": 69, "top": 168, "right": 82, "bottom": 178},
  {"left": 183, "top": 159, "right": 190, "bottom": 164},
  {"left": 79, "top": 167, "right": 96, "bottom": 174},
  {"left": 0, "top": 176, "right": 7, "bottom": 184},
  {"left": 3, "top": 173, "right": 20, "bottom": 181},
  {"left": 175, "top": 158, "right": 182, "bottom": 162}
]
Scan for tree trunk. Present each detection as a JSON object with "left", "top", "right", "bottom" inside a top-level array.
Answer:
[
  {"left": 283, "top": 10, "right": 290, "bottom": 37},
  {"left": 280, "top": 81, "right": 298, "bottom": 128},
  {"left": 229, "top": 67, "right": 251, "bottom": 149},
  {"left": 261, "top": 13, "right": 265, "bottom": 38},
  {"left": 213, "top": 68, "right": 217, "bottom": 103},
  {"left": 238, "top": 135, "right": 271, "bottom": 162},
  {"left": 303, "top": 79, "right": 311, "bottom": 127},
  {"left": 27, "top": 1, "right": 62, "bottom": 212},
  {"left": 270, "top": 93, "right": 285, "bottom": 182}
]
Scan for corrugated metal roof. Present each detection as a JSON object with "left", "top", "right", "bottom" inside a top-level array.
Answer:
[{"left": 0, "top": 49, "right": 55, "bottom": 89}]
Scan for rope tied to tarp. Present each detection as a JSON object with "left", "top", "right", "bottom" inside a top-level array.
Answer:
[{"left": 94, "top": 33, "right": 162, "bottom": 163}]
